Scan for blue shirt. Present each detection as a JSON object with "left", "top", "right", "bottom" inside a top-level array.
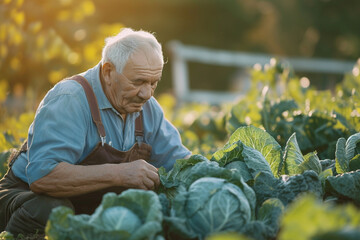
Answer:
[{"left": 12, "top": 63, "right": 191, "bottom": 185}]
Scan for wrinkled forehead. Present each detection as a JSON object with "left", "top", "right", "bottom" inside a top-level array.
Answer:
[
  {"left": 138, "top": 43, "right": 163, "bottom": 63},
  {"left": 126, "top": 44, "right": 164, "bottom": 70}
]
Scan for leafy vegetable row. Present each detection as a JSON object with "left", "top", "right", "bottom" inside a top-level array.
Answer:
[{"left": 43, "top": 125, "right": 360, "bottom": 240}]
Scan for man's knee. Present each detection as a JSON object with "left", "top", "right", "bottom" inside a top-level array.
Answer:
[
  {"left": 6, "top": 195, "right": 74, "bottom": 235},
  {"left": 22, "top": 195, "right": 74, "bottom": 225}
]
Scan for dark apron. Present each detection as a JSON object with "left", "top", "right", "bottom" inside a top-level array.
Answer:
[{"left": 7, "top": 75, "right": 152, "bottom": 215}]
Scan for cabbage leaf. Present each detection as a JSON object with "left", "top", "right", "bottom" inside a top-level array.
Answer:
[
  {"left": 283, "top": 133, "right": 304, "bottom": 175},
  {"left": 225, "top": 126, "right": 282, "bottom": 176},
  {"left": 46, "top": 190, "right": 163, "bottom": 240},
  {"left": 164, "top": 177, "right": 253, "bottom": 240},
  {"left": 212, "top": 140, "right": 273, "bottom": 183},
  {"left": 325, "top": 170, "right": 360, "bottom": 204}
]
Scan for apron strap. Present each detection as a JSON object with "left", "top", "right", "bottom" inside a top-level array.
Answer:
[
  {"left": 135, "top": 111, "right": 144, "bottom": 137},
  {"left": 135, "top": 111, "right": 144, "bottom": 144},
  {"left": 71, "top": 75, "right": 106, "bottom": 143}
]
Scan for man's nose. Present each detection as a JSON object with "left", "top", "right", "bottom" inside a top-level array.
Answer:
[{"left": 138, "top": 84, "right": 152, "bottom": 100}]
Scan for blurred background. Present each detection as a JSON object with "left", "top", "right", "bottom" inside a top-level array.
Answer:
[
  {"left": 1, "top": 0, "right": 360, "bottom": 180},
  {"left": 1, "top": 0, "right": 360, "bottom": 113},
  {"left": 1, "top": 0, "right": 360, "bottom": 157}
]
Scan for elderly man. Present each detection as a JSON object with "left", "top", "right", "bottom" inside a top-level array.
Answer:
[{"left": 0, "top": 28, "right": 191, "bottom": 235}]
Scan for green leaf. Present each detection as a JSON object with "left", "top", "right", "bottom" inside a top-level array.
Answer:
[
  {"left": 207, "top": 232, "right": 253, "bottom": 240},
  {"left": 278, "top": 194, "right": 360, "bottom": 240},
  {"left": 335, "top": 137, "right": 348, "bottom": 174},
  {"left": 254, "top": 171, "right": 322, "bottom": 207},
  {"left": 335, "top": 133, "right": 360, "bottom": 174},
  {"left": 212, "top": 140, "right": 273, "bottom": 184},
  {"left": 311, "top": 228, "right": 360, "bottom": 240},
  {"left": 166, "top": 177, "right": 253, "bottom": 239},
  {"left": 241, "top": 145, "right": 273, "bottom": 179},
  {"left": 258, "top": 198, "right": 284, "bottom": 232},
  {"left": 299, "top": 151, "right": 322, "bottom": 175},
  {"left": 283, "top": 133, "right": 304, "bottom": 175},
  {"left": 249, "top": 198, "right": 285, "bottom": 239},
  {"left": 129, "top": 222, "right": 163, "bottom": 240},
  {"left": 260, "top": 99, "right": 298, "bottom": 136},
  {"left": 241, "top": 220, "right": 274, "bottom": 240},
  {"left": 225, "top": 100, "right": 256, "bottom": 135},
  {"left": 226, "top": 126, "right": 282, "bottom": 176},
  {"left": 211, "top": 140, "right": 244, "bottom": 166},
  {"left": 333, "top": 110, "right": 357, "bottom": 134},
  {"left": 101, "top": 206, "right": 141, "bottom": 232},
  {"left": 0, "top": 231, "right": 15, "bottom": 240},
  {"left": 325, "top": 170, "right": 360, "bottom": 203},
  {"left": 46, "top": 190, "right": 163, "bottom": 240},
  {"left": 253, "top": 172, "right": 278, "bottom": 206},
  {"left": 96, "top": 190, "right": 163, "bottom": 226},
  {"left": 159, "top": 154, "right": 254, "bottom": 204},
  {"left": 159, "top": 155, "right": 208, "bottom": 189},
  {"left": 45, "top": 206, "right": 74, "bottom": 240},
  {"left": 318, "top": 168, "right": 333, "bottom": 190},
  {"left": 225, "top": 161, "right": 252, "bottom": 183},
  {"left": 0, "top": 150, "right": 11, "bottom": 178},
  {"left": 345, "top": 133, "right": 360, "bottom": 161},
  {"left": 319, "top": 159, "right": 335, "bottom": 171},
  {"left": 349, "top": 154, "right": 360, "bottom": 171},
  {"left": 158, "top": 193, "right": 170, "bottom": 217}
]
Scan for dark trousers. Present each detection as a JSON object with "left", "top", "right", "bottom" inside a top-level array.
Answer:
[{"left": 0, "top": 169, "right": 74, "bottom": 236}]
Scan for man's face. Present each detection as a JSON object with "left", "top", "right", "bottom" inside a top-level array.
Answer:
[{"left": 103, "top": 45, "right": 163, "bottom": 115}]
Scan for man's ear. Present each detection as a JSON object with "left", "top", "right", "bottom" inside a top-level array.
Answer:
[{"left": 102, "top": 62, "right": 115, "bottom": 86}]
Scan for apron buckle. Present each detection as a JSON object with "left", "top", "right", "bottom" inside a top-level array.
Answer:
[
  {"left": 136, "top": 135, "right": 143, "bottom": 146},
  {"left": 101, "top": 136, "right": 106, "bottom": 146}
]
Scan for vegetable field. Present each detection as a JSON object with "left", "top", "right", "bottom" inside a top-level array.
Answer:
[{"left": 1, "top": 60, "right": 360, "bottom": 240}]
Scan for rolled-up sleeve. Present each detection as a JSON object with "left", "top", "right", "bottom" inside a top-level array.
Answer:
[
  {"left": 145, "top": 98, "right": 191, "bottom": 171},
  {"left": 26, "top": 88, "right": 90, "bottom": 184}
]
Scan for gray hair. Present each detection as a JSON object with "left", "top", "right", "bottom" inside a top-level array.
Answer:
[{"left": 101, "top": 28, "right": 164, "bottom": 73}]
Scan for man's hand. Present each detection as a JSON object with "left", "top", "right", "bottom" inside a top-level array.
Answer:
[{"left": 116, "top": 159, "right": 160, "bottom": 190}]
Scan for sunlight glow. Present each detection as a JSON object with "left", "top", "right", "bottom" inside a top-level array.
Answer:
[
  {"left": 200, "top": 115, "right": 210, "bottom": 126},
  {"left": 184, "top": 112, "right": 197, "bottom": 125},
  {"left": 261, "top": 85, "right": 269, "bottom": 97},
  {"left": 351, "top": 109, "right": 360, "bottom": 117},
  {"left": 352, "top": 67, "right": 359, "bottom": 77},
  {"left": 74, "top": 29, "right": 87, "bottom": 41},
  {"left": 245, "top": 116, "right": 251, "bottom": 125},
  {"left": 300, "top": 77, "right": 310, "bottom": 88},
  {"left": 253, "top": 63, "right": 262, "bottom": 71},
  {"left": 270, "top": 58, "right": 277, "bottom": 66},
  {"left": 68, "top": 52, "right": 80, "bottom": 64}
]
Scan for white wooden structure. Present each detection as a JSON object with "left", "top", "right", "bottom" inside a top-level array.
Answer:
[{"left": 167, "top": 41, "right": 355, "bottom": 104}]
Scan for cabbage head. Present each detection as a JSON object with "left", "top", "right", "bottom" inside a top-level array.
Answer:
[
  {"left": 46, "top": 190, "right": 164, "bottom": 240},
  {"left": 101, "top": 206, "right": 141, "bottom": 232},
  {"left": 165, "top": 177, "right": 253, "bottom": 240}
]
